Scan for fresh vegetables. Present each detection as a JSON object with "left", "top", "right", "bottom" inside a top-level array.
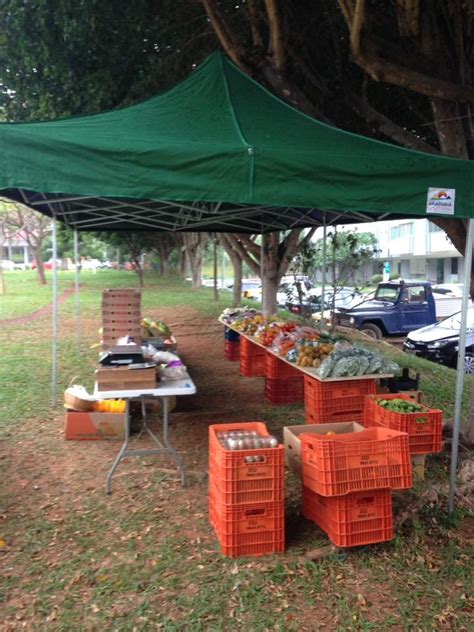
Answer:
[
  {"left": 220, "top": 308, "right": 401, "bottom": 379},
  {"left": 93, "top": 399, "right": 127, "bottom": 413},
  {"left": 374, "top": 398, "right": 424, "bottom": 413}
]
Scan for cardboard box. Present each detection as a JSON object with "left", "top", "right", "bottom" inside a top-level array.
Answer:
[
  {"left": 96, "top": 365, "right": 156, "bottom": 391},
  {"left": 65, "top": 410, "right": 126, "bottom": 440},
  {"left": 284, "top": 422, "right": 365, "bottom": 476}
]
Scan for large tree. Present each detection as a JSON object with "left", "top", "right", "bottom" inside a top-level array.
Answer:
[
  {"left": 198, "top": 1, "right": 473, "bottom": 266},
  {"left": 0, "top": 200, "right": 51, "bottom": 285},
  {"left": 224, "top": 229, "right": 317, "bottom": 313},
  {"left": 0, "top": 1, "right": 472, "bottom": 298}
]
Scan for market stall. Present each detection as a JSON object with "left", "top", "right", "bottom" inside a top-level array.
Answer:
[{"left": 0, "top": 51, "right": 472, "bottom": 511}]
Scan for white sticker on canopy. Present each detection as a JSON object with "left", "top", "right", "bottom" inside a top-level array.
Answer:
[{"left": 426, "top": 188, "right": 455, "bottom": 215}]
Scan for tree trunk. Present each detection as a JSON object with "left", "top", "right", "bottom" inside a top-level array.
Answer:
[
  {"left": 188, "top": 250, "right": 204, "bottom": 288},
  {"left": 155, "top": 243, "right": 173, "bottom": 277},
  {"left": 0, "top": 239, "right": 5, "bottom": 295},
  {"left": 132, "top": 258, "right": 144, "bottom": 287},
  {"left": 219, "top": 234, "right": 243, "bottom": 307},
  {"left": 33, "top": 248, "right": 47, "bottom": 285},
  {"left": 162, "top": 256, "right": 171, "bottom": 277},
  {"left": 213, "top": 238, "right": 219, "bottom": 301},
  {"left": 182, "top": 233, "right": 207, "bottom": 289},
  {"left": 262, "top": 274, "right": 280, "bottom": 314}
]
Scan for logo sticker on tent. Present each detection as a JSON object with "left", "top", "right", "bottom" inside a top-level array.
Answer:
[{"left": 426, "top": 188, "right": 455, "bottom": 215}]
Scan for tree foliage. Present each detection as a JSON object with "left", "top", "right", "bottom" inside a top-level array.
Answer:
[{"left": 0, "top": 0, "right": 472, "bottom": 299}]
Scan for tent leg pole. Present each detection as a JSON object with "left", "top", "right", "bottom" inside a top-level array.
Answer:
[
  {"left": 74, "top": 229, "right": 81, "bottom": 354},
  {"left": 260, "top": 229, "right": 265, "bottom": 313},
  {"left": 320, "top": 219, "right": 327, "bottom": 332},
  {"left": 448, "top": 218, "right": 474, "bottom": 513},
  {"left": 52, "top": 213, "right": 59, "bottom": 407}
]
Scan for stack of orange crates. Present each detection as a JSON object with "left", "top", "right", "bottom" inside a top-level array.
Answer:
[
  {"left": 224, "top": 327, "right": 240, "bottom": 361},
  {"left": 101, "top": 289, "right": 141, "bottom": 349},
  {"left": 364, "top": 393, "right": 443, "bottom": 455},
  {"left": 239, "top": 337, "right": 266, "bottom": 377},
  {"left": 304, "top": 376, "right": 376, "bottom": 424},
  {"left": 208, "top": 422, "right": 285, "bottom": 558},
  {"left": 300, "top": 426, "right": 412, "bottom": 547},
  {"left": 264, "top": 353, "right": 304, "bottom": 404}
]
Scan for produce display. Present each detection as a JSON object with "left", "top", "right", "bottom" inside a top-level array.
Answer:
[
  {"left": 373, "top": 397, "right": 425, "bottom": 413},
  {"left": 93, "top": 399, "right": 127, "bottom": 413},
  {"left": 220, "top": 308, "right": 401, "bottom": 379},
  {"left": 141, "top": 317, "right": 172, "bottom": 339}
]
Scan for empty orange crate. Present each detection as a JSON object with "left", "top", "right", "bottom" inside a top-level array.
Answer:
[
  {"left": 239, "top": 337, "right": 266, "bottom": 377},
  {"left": 265, "top": 353, "right": 300, "bottom": 379},
  {"left": 302, "top": 486, "right": 393, "bottom": 547},
  {"left": 364, "top": 394, "right": 443, "bottom": 455},
  {"left": 209, "top": 488, "right": 285, "bottom": 558},
  {"left": 300, "top": 427, "right": 412, "bottom": 496},
  {"left": 209, "top": 422, "right": 284, "bottom": 505},
  {"left": 224, "top": 340, "right": 240, "bottom": 361},
  {"left": 304, "top": 376, "right": 376, "bottom": 423},
  {"left": 264, "top": 376, "right": 304, "bottom": 405}
]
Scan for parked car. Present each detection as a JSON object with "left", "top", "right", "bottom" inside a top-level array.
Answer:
[
  {"left": 81, "top": 258, "right": 102, "bottom": 270},
  {"left": 334, "top": 280, "right": 437, "bottom": 339},
  {"left": 277, "top": 280, "right": 313, "bottom": 307},
  {"left": 403, "top": 307, "right": 474, "bottom": 373},
  {"left": 286, "top": 287, "right": 363, "bottom": 316},
  {"left": 0, "top": 260, "right": 15, "bottom": 271},
  {"left": 432, "top": 283, "right": 465, "bottom": 297},
  {"left": 31, "top": 259, "right": 62, "bottom": 270}
]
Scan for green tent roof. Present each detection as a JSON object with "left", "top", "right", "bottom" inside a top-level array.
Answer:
[{"left": 0, "top": 52, "right": 472, "bottom": 232}]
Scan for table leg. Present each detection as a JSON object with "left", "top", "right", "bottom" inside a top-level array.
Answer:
[
  {"left": 106, "top": 396, "right": 186, "bottom": 492},
  {"left": 106, "top": 402, "right": 131, "bottom": 494},
  {"left": 162, "top": 396, "right": 186, "bottom": 487}
]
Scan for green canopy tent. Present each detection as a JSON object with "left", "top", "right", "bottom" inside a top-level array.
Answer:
[{"left": 0, "top": 51, "right": 472, "bottom": 510}]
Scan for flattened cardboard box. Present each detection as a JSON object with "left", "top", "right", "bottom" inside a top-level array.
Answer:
[
  {"left": 65, "top": 411, "right": 126, "bottom": 440},
  {"left": 284, "top": 422, "right": 365, "bottom": 476},
  {"left": 96, "top": 365, "right": 156, "bottom": 390}
]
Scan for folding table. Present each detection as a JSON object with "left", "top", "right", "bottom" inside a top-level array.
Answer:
[{"left": 94, "top": 377, "right": 196, "bottom": 493}]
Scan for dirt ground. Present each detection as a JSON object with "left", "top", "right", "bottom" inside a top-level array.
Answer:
[{"left": 2, "top": 306, "right": 473, "bottom": 630}]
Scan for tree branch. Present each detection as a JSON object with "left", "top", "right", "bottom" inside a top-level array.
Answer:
[
  {"left": 345, "top": 90, "right": 440, "bottom": 153},
  {"left": 350, "top": 0, "right": 365, "bottom": 57},
  {"left": 236, "top": 233, "right": 261, "bottom": 258},
  {"left": 225, "top": 234, "right": 260, "bottom": 275},
  {"left": 201, "top": 0, "right": 249, "bottom": 71},
  {"left": 264, "top": 0, "right": 286, "bottom": 71},
  {"left": 246, "top": 0, "right": 263, "bottom": 48}
]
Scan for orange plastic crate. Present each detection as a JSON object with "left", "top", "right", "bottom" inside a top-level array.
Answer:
[
  {"left": 364, "top": 394, "right": 443, "bottom": 455},
  {"left": 304, "top": 376, "right": 376, "bottom": 424},
  {"left": 264, "top": 376, "right": 304, "bottom": 405},
  {"left": 300, "top": 427, "right": 412, "bottom": 496},
  {"left": 209, "top": 489, "right": 285, "bottom": 558},
  {"left": 209, "top": 458, "right": 284, "bottom": 505},
  {"left": 209, "top": 422, "right": 284, "bottom": 505},
  {"left": 224, "top": 340, "right": 240, "bottom": 361},
  {"left": 239, "top": 337, "right": 266, "bottom": 377},
  {"left": 302, "top": 486, "right": 393, "bottom": 548},
  {"left": 265, "top": 353, "right": 301, "bottom": 379}
]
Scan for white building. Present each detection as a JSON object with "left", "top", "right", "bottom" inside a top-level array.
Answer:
[{"left": 337, "top": 219, "right": 463, "bottom": 284}]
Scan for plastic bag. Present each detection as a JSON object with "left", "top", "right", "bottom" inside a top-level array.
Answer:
[
  {"left": 366, "top": 354, "right": 383, "bottom": 374},
  {"left": 355, "top": 356, "right": 370, "bottom": 376},
  {"left": 332, "top": 357, "right": 360, "bottom": 378},
  {"left": 381, "top": 359, "right": 402, "bottom": 375},
  {"left": 158, "top": 361, "right": 188, "bottom": 381},
  {"left": 317, "top": 355, "right": 336, "bottom": 379}
]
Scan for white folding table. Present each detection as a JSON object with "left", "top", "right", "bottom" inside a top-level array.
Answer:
[{"left": 94, "top": 377, "right": 196, "bottom": 493}]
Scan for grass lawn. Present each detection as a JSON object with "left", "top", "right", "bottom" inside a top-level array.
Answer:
[{"left": 0, "top": 270, "right": 472, "bottom": 630}]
